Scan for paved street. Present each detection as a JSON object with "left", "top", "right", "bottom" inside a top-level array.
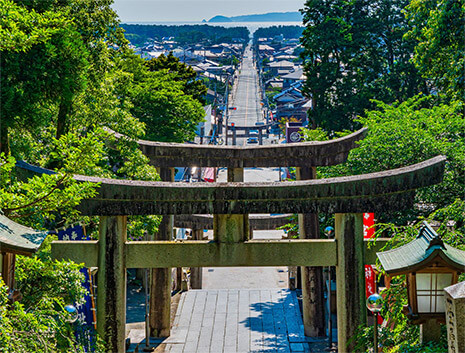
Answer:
[{"left": 227, "top": 44, "right": 264, "bottom": 145}]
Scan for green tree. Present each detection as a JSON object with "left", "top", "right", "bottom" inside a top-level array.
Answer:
[
  {"left": 146, "top": 52, "right": 208, "bottom": 104},
  {"left": 0, "top": 0, "right": 86, "bottom": 154},
  {"left": 300, "top": 0, "right": 426, "bottom": 131},
  {"left": 1, "top": 0, "right": 129, "bottom": 155},
  {"left": 301, "top": 98, "right": 464, "bottom": 350},
  {"left": 130, "top": 70, "right": 205, "bottom": 142},
  {"left": 404, "top": 0, "right": 465, "bottom": 100}
]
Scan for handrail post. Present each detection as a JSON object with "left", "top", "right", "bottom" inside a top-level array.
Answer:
[{"left": 190, "top": 229, "right": 203, "bottom": 289}]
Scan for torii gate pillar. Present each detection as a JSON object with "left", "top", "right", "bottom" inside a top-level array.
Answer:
[
  {"left": 214, "top": 167, "right": 250, "bottom": 244},
  {"left": 150, "top": 167, "right": 175, "bottom": 337},
  {"left": 297, "top": 166, "right": 325, "bottom": 337},
  {"left": 335, "top": 213, "right": 366, "bottom": 352},
  {"left": 97, "top": 216, "right": 127, "bottom": 353}
]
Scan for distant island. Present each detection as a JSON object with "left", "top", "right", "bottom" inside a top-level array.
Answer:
[{"left": 208, "top": 12, "right": 302, "bottom": 23}]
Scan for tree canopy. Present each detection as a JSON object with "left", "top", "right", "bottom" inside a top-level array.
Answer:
[
  {"left": 146, "top": 52, "right": 208, "bottom": 104},
  {"left": 300, "top": 0, "right": 427, "bottom": 131},
  {"left": 404, "top": 0, "right": 465, "bottom": 100},
  {"left": 253, "top": 25, "right": 304, "bottom": 42},
  {"left": 121, "top": 24, "right": 249, "bottom": 46}
]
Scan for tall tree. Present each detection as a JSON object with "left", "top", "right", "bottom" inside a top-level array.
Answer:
[
  {"left": 1, "top": 0, "right": 129, "bottom": 153},
  {"left": 404, "top": 0, "right": 465, "bottom": 100},
  {"left": 0, "top": 0, "right": 83, "bottom": 154},
  {"left": 146, "top": 53, "right": 208, "bottom": 104},
  {"left": 300, "top": 0, "right": 426, "bottom": 131},
  {"left": 130, "top": 70, "right": 205, "bottom": 142}
]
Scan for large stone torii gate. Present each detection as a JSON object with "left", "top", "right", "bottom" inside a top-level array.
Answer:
[
  {"left": 111, "top": 128, "right": 368, "bottom": 340},
  {"left": 50, "top": 129, "right": 446, "bottom": 352}
]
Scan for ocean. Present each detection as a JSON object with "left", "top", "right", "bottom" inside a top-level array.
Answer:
[{"left": 122, "top": 21, "right": 303, "bottom": 37}]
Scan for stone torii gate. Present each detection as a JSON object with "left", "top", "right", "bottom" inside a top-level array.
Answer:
[
  {"left": 51, "top": 143, "right": 446, "bottom": 353},
  {"left": 109, "top": 127, "right": 367, "bottom": 339}
]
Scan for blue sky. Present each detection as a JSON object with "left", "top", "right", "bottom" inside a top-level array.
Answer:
[{"left": 112, "top": 0, "right": 305, "bottom": 23}]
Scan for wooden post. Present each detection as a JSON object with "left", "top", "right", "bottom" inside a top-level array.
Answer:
[
  {"left": 150, "top": 167, "right": 174, "bottom": 337},
  {"left": 296, "top": 167, "right": 325, "bottom": 337},
  {"left": 97, "top": 216, "right": 127, "bottom": 353},
  {"left": 1, "top": 253, "right": 16, "bottom": 289},
  {"left": 335, "top": 213, "right": 366, "bottom": 353},
  {"left": 227, "top": 167, "right": 243, "bottom": 183},
  {"left": 190, "top": 229, "right": 203, "bottom": 289}
]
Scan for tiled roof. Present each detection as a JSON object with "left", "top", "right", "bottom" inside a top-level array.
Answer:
[
  {"left": 377, "top": 222, "right": 465, "bottom": 274},
  {"left": 0, "top": 214, "right": 48, "bottom": 255}
]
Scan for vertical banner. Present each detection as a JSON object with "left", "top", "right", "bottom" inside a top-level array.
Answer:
[
  {"left": 363, "top": 212, "right": 375, "bottom": 239},
  {"left": 363, "top": 213, "right": 376, "bottom": 298},
  {"left": 365, "top": 264, "right": 376, "bottom": 298},
  {"left": 57, "top": 225, "right": 97, "bottom": 351}
]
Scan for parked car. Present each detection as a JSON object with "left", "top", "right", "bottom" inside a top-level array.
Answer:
[{"left": 247, "top": 136, "right": 258, "bottom": 144}]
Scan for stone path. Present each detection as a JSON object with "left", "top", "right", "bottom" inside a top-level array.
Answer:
[{"left": 160, "top": 289, "right": 325, "bottom": 353}]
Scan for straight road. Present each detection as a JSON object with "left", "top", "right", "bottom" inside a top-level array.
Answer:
[
  {"left": 227, "top": 44, "right": 264, "bottom": 145},
  {"left": 205, "top": 43, "right": 285, "bottom": 289}
]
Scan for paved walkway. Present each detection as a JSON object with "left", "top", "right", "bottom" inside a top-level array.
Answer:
[{"left": 161, "top": 289, "right": 324, "bottom": 353}]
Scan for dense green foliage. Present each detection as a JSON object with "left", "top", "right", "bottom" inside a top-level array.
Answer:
[
  {"left": 405, "top": 0, "right": 465, "bottom": 100},
  {"left": 300, "top": 0, "right": 427, "bottom": 131},
  {"left": 130, "top": 70, "right": 205, "bottom": 142},
  {"left": 300, "top": 97, "right": 464, "bottom": 352},
  {"left": 147, "top": 53, "right": 208, "bottom": 104},
  {"left": 310, "top": 96, "right": 464, "bottom": 222},
  {"left": 0, "top": 233, "right": 105, "bottom": 352},
  {"left": 253, "top": 25, "right": 304, "bottom": 41},
  {"left": 121, "top": 24, "right": 249, "bottom": 46}
]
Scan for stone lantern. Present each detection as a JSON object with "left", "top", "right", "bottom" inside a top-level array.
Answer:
[{"left": 377, "top": 222, "right": 465, "bottom": 342}]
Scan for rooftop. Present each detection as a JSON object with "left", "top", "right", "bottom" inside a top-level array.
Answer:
[
  {"left": 0, "top": 214, "right": 48, "bottom": 256},
  {"left": 377, "top": 222, "right": 465, "bottom": 275}
]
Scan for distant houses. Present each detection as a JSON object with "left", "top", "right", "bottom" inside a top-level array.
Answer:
[
  {"left": 129, "top": 34, "right": 244, "bottom": 144},
  {"left": 255, "top": 36, "right": 309, "bottom": 125}
]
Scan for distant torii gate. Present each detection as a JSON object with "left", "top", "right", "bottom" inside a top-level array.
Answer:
[
  {"left": 224, "top": 123, "right": 272, "bottom": 145},
  {"left": 48, "top": 130, "right": 446, "bottom": 353}
]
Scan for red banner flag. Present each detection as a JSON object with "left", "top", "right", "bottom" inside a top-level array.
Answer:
[
  {"left": 363, "top": 212, "right": 375, "bottom": 239},
  {"left": 364, "top": 213, "right": 376, "bottom": 297}
]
